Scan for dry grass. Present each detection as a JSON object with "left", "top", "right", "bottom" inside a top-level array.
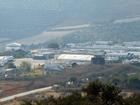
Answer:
[{"left": 18, "top": 30, "right": 75, "bottom": 45}]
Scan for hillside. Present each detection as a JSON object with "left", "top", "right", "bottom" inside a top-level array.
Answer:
[
  {"left": 18, "top": 30, "right": 75, "bottom": 45},
  {"left": 62, "top": 19, "right": 140, "bottom": 43},
  {"left": 2, "top": 64, "right": 140, "bottom": 105},
  {"left": 0, "top": 0, "right": 140, "bottom": 41},
  {"left": 1, "top": 64, "right": 140, "bottom": 97}
]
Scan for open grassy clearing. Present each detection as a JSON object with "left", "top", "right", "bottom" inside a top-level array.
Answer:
[{"left": 18, "top": 30, "right": 75, "bottom": 45}]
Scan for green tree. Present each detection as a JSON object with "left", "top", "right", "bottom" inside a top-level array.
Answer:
[
  {"left": 13, "top": 50, "right": 28, "bottom": 58},
  {"left": 102, "top": 84, "right": 124, "bottom": 105},
  {"left": 5, "top": 62, "right": 16, "bottom": 69},
  {"left": 48, "top": 43, "right": 59, "bottom": 49},
  {"left": 83, "top": 80, "right": 125, "bottom": 105},
  {"left": 127, "top": 77, "right": 140, "bottom": 89},
  {"left": 19, "top": 61, "right": 32, "bottom": 72},
  {"left": 83, "top": 80, "right": 104, "bottom": 97}
]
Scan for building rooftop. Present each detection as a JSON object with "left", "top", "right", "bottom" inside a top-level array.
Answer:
[
  {"left": 57, "top": 54, "right": 94, "bottom": 61},
  {"left": 6, "top": 43, "right": 22, "bottom": 47}
]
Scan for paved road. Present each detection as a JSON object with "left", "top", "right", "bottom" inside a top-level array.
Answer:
[{"left": 0, "top": 86, "right": 52, "bottom": 103}]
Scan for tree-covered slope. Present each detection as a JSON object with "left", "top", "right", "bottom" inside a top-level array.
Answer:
[{"left": 62, "top": 20, "right": 140, "bottom": 43}]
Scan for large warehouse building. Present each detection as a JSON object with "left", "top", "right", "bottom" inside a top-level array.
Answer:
[{"left": 57, "top": 54, "right": 94, "bottom": 64}]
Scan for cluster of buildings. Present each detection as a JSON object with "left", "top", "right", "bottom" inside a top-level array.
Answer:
[
  {"left": 0, "top": 56, "right": 14, "bottom": 67},
  {"left": 65, "top": 41, "right": 140, "bottom": 64},
  {"left": 1, "top": 41, "right": 140, "bottom": 78}
]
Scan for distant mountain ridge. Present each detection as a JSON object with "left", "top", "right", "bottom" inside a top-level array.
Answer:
[{"left": 0, "top": 0, "right": 140, "bottom": 41}]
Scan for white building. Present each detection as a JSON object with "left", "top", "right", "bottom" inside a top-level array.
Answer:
[
  {"left": 6, "top": 43, "right": 22, "bottom": 51},
  {"left": 0, "top": 56, "right": 14, "bottom": 66},
  {"left": 95, "top": 41, "right": 113, "bottom": 45},
  {"left": 57, "top": 54, "right": 94, "bottom": 64}
]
